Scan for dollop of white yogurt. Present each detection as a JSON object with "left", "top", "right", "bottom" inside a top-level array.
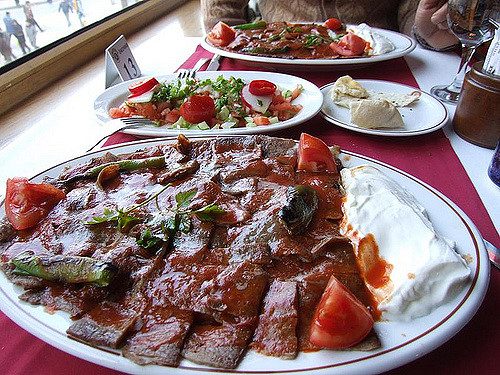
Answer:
[
  {"left": 350, "top": 23, "right": 395, "bottom": 55},
  {"left": 340, "top": 165, "right": 471, "bottom": 321}
]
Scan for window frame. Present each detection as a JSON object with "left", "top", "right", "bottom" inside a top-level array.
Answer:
[{"left": 0, "top": 0, "right": 187, "bottom": 117}]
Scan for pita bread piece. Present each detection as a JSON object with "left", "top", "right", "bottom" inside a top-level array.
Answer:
[
  {"left": 330, "top": 75, "right": 369, "bottom": 108},
  {"left": 368, "top": 90, "right": 421, "bottom": 107},
  {"left": 349, "top": 99, "right": 404, "bottom": 129}
]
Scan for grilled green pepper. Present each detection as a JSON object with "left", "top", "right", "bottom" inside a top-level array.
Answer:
[
  {"left": 279, "top": 185, "right": 318, "bottom": 235},
  {"left": 11, "top": 252, "right": 116, "bottom": 287},
  {"left": 233, "top": 20, "right": 267, "bottom": 30},
  {"left": 61, "top": 156, "right": 166, "bottom": 184},
  {"left": 241, "top": 46, "right": 291, "bottom": 54}
]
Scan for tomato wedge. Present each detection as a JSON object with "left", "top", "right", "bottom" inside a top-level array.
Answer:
[
  {"left": 297, "top": 133, "right": 337, "bottom": 172},
  {"left": 249, "top": 80, "right": 277, "bottom": 96},
  {"left": 309, "top": 275, "right": 374, "bottom": 349},
  {"left": 207, "top": 21, "right": 236, "bottom": 47},
  {"left": 324, "top": 18, "right": 342, "bottom": 31},
  {"left": 128, "top": 78, "right": 159, "bottom": 97},
  {"left": 329, "top": 33, "right": 368, "bottom": 56},
  {"left": 5, "top": 178, "right": 66, "bottom": 230},
  {"left": 180, "top": 94, "right": 216, "bottom": 124}
]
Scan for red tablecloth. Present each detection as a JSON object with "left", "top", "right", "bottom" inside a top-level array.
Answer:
[{"left": 1, "top": 45, "right": 498, "bottom": 374}]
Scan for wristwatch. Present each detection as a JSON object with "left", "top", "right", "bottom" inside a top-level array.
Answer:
[{"left": 412, "top": 25, "right": 458, "bottom": 52}]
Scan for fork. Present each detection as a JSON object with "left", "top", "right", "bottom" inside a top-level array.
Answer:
[
  {"left": 120, "top": 117, "right": 157, "bottom": 126},
  {"left": 177, "top": 57, "right": 209, "bottom": 79},
  {"left": 87, "top": 118, "right": 150, "bottom": 152}
]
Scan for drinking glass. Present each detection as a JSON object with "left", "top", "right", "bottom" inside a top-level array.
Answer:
[{"left": 430, "top": 0, "right": 495, "bottom": 104}]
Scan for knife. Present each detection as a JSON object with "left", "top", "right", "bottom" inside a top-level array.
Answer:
[
  {"left": 485, "top": 238, "right": 500, "bottom": 269},
  {"left": 192, "top": 57, "right": 210, "bottom": 72},
  {"left": 206, "top": 54, "right": 222, "bottom": 71}
]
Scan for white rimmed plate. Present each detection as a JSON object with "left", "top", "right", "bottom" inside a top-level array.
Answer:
[
  {"left": 320, "top": 80, "right": 448, "bottom": 136},
  {"left": 93, "top": 71, "right": 323, "bottom": 136},
  {"left": 201, "top": 27, "right": 415, "bottom": 69},
  {"left": 0, "top": 136, "right": 489, "bottom": 375}
]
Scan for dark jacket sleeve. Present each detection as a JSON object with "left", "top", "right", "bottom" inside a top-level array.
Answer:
[
  {"left": 201, "top": 0, "right": 249, "bottom": 31},
  {"left": 398, "top": 0, "right": 420, "bottom": 35}
]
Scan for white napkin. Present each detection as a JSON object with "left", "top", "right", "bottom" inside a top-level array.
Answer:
[{"left": 484, "top": 27, "right": 500, "bottom": 76}]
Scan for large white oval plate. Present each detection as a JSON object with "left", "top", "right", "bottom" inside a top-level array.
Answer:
[
  {"left": 201, "top": 27, "right": 415, "bottom": 69},
  {"left": 0, "top": 137, "right": 489, "bottom": 375},
  {"left": 320, "top": 80, "right": 448, "bottom": 136},
  {"left": 94, "top": 71, "right": 323, "bottom": 136}
]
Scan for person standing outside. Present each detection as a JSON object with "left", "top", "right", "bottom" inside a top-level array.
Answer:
[
  {"left": 23, "top": 1, "right": 43, "bottom": 32},
  {"left": 25, "top": 18, "right": 38, "bottom": 49},
  {"left": 0, "top": 27, "right": 16, "bottom": 62},
  {"left": 3, "top": 12, "right": 15, "bottom": 44},
  {"left": 11, "top": 18, "right": 30, "bottom": 55},
  {"left": 73, "top": 0, "right": 85, "bottom": 27},
  {"left": 59, "top": 0, "right": 73, "bottom": 27}
]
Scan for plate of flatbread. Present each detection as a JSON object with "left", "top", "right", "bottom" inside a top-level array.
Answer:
[{"left": 320, "top": 78, "right": 448, "bottom": 136}]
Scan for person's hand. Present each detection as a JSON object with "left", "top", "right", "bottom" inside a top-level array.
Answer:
[{"left": 413, "top": 0, "right": 459, "bottom": 50}]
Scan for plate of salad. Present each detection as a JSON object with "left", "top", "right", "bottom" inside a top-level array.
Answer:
[{"left": 94, "top": 71, "right": 323, "bottom": 136}]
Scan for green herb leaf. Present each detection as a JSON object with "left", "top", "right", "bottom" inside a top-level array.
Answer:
[
  {"left": 84, "top": 185, "right": 169, "bottom": 231},
  {"left": 84, "top": 207, "right": 118, "bottom": 225},
  {"left": 84, "top": 207, "right": 141, "bottom": 231},
  {"left": 136, "top": 229, "right": 164, "bottom": 250},
  {"left": 164, "top": 214, "right": 177, "bottom": 232},
  {"left": 193, "top": 203, "right": 225, "bottom": 221},
  {"left": 116, "top": 209, "right": 142, "bottom": 232},
  {"left": 304, "top": 34, "right": 322, "bottom": 47},
  {"left": 178, "top": 213, "right": 192, "bottom": 233},
  {"left": 175, "top": 189, "right": 196, "bottom": 208}
]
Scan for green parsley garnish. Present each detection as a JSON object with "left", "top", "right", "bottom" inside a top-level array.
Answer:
[
  {"left": 84, "top": 185, "right": 170, "bottom": 231},
  {"left": 85, "top": 186, "right": 225, "bottom": 251}
]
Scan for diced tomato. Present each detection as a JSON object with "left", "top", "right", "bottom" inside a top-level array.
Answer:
[
  {"left": 309, "top": 275, "right": 374, "bottom": 349},
  {"left": 206, "top": 21, "right": 236, "bottom": 47},
  {"left": 279, "top": 106, "right": 302, "bottom": 120},
  {"left": 109, "top": 106, "right": 132, "bottom": 118},
  {"left": 209, "top": 117, "right": 220, "bottom": 127},
  {"left": 156, "top": 101, "right": 171, "bottom": 113},
  {"left": 133, "top": 103, "right": 158, "bottom": 120},
  {"left": 249, "top": 80, "right": 277, "bottom": 96},
  {"left": 5, "top": 178, "right": 66, "bottom": 230},
  {"left": 297, "top": 133, "right": 337, "bottom": 172},
  {"left": 180, "top": 94, "right": 216, "bottom": 124},
  {"left": 164, "top": 108, "right": 181, "bottom": 123},
  {"left": 128, "top": 78, "right": 159, "bottom": 97},
  {"left": 271, "top": 93, "right": 286, "bottom": 105},
  {"left": 269, "top": 101, "right": 302, "bottom": 121},
  {"left": 329, "top": 33, "right": 368, "bottom": 56},
  {"left": 289, "top": 86, "right": 302, "bottom": 101},
  {"left": 324, "top": 18, "right": 342, "bottom": 31},
  {"left": 253, "top": 116, "right": 271, "bottom": 125},
  {"left": 269, "top": 101, "right": 296, "bottom": 112}
]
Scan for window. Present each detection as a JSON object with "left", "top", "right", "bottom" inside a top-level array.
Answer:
[
  {"left": 0, "top": 0, "right": 186, "bottom": 116},
  {"left": 1, "top": 1, "right": 148, "bottom": 70}
]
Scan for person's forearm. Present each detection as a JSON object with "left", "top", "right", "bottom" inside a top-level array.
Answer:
[{"left": 413, "top": 0, "right": 459, "bottom": 50}]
